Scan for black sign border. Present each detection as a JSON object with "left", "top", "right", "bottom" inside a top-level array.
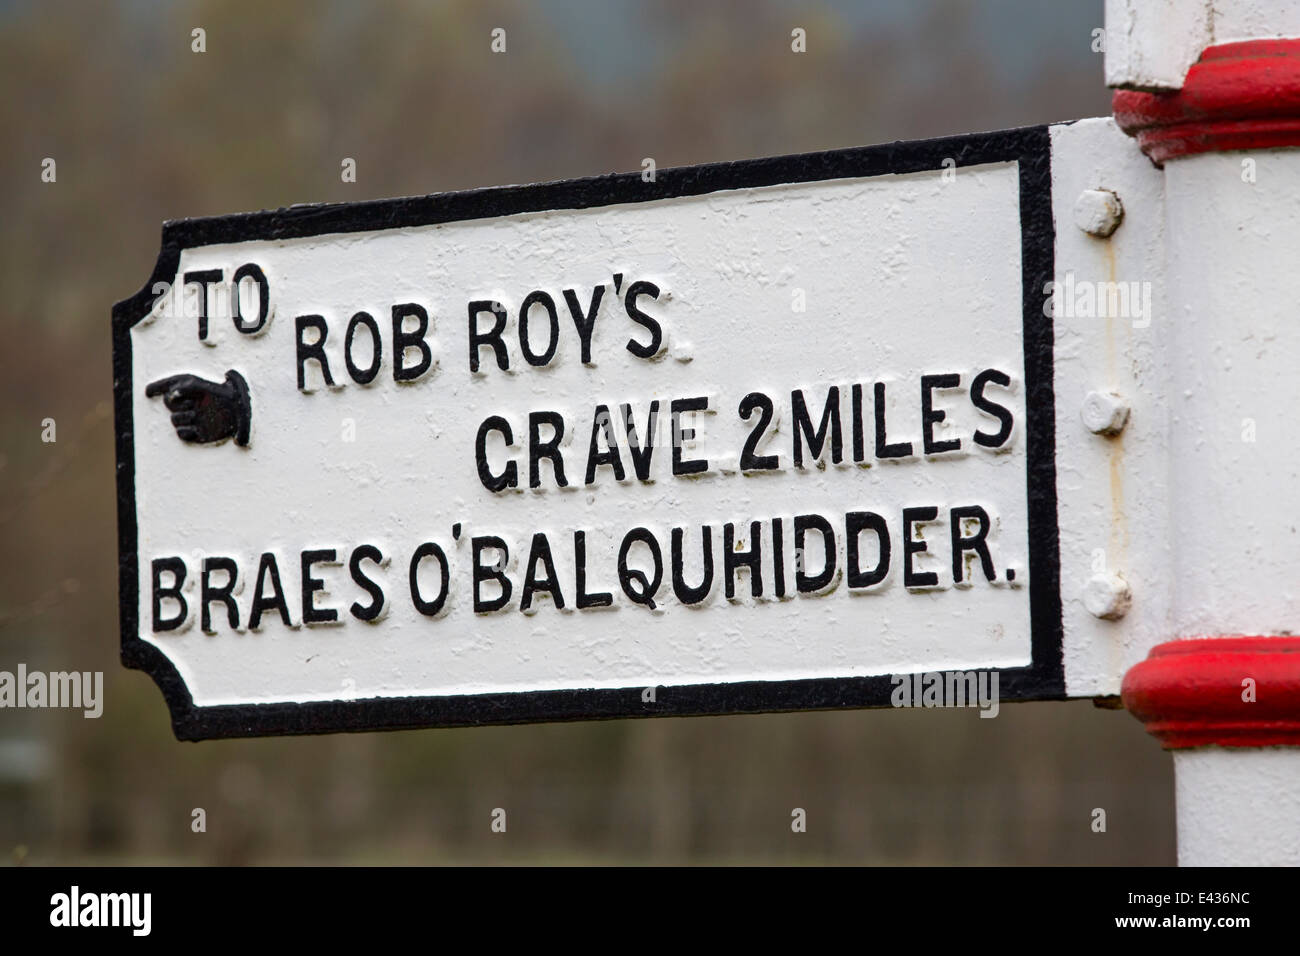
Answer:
[{"left": 113, "top": 124, "right": 1063, "bottom": 740}]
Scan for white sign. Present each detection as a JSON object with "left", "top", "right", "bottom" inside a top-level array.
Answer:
[{"left": 114, "top": 127, "right": 1070, "bottom": 738}]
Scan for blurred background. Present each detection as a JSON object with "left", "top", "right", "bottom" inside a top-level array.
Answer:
[{"left": 0, "top": 0, "right": 1173, "bottom": 864}]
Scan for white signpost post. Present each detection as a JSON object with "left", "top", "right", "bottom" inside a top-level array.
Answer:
[{"left": 112, "top": 0, "right": 1300, "bottom": 866}]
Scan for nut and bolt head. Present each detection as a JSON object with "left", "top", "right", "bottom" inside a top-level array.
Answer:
[
  {"left": 1085, "top": 573, "right": 1132, "bottom": 621},
  {"left": 1074, "top": 189, "right": 1124, "bottom": 238},
  {"left": 1082, "top": 390, "right": 1130, "bottom": 436}
]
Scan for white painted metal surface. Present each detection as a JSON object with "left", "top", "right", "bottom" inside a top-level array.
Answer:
[
  {"left": 1104, "top": 0, "right": 1300, "bottom": 90},
  {"left": 129, "top": 158, "right": 1047, "bottom": 711},
  {"left": 1162, "top": 150, "right": 1300, "bottom": 638},
  {"left": 1049, "top": 118, "right": 1172, "bottom": 698},
  {"left": 1175, "top": 749, "right": 1300, "bottom": 865}
]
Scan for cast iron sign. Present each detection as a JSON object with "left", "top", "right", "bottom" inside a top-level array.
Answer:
[{"left": 114, "top": 126, "right": 1065, "bottom": 739}]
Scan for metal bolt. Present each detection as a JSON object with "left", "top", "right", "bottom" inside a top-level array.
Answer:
[
  {"left": 1085, "top": 573, "right": 1132, "bottom": 621},
  {"left": 1073, "top": 188, "right": 1124, "bottom": 238},
  {"left": 1081, "top": 390, "right": 1129, "bottom": 436}
]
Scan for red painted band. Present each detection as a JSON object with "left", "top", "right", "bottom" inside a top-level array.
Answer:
[
  {"left": 1121, "top": 637, "right": 1300, "bottom": 749},
  {"left": 1112, "top": 38, "right": 1300, "bottom": 164}
]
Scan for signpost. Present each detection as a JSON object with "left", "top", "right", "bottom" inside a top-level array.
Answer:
[
  {"left": 111, "top": 0, "right": 1300, "bottom": 865},
  {"left": 115, "top": 128, "right": 1084, "bottom": 738}
]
